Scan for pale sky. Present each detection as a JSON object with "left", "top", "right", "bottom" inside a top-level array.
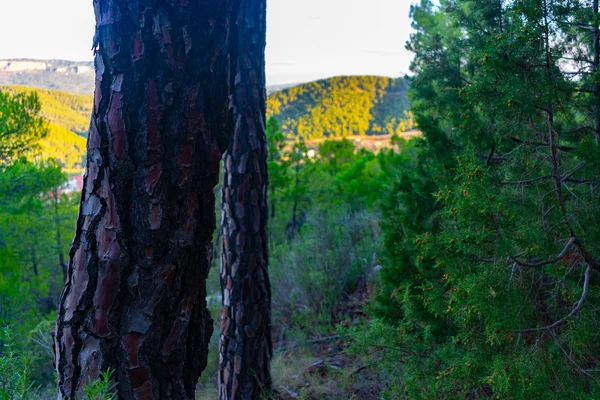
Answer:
[{"left": 0, "top": 0, "right": 414, "bottom": 85}]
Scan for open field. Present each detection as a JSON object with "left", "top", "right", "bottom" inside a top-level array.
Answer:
[{"left": 294, "top": 130, "right": 421, "bottom": 153}]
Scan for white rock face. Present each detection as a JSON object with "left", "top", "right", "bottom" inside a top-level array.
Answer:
[
  {"left": 0, "top": 59, "right": 96, "bottom": 94},
  {"left": 0, "top": 60, "right": 94, "bottom": 76},
  {"left": 74, "top": 66, "right": 92, "bottom": 75},
  {"left": 0, "top": 60, "right": 48, "bottom": 72}
]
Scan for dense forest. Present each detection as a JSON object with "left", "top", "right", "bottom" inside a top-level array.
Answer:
[
  {"left": 267, "top": 76, "right": 414, "bottom": 139},
  {"left": 0, "top": 86, "right": 92, "bottom": 135},
  {"left": 0, "top": 78, "right": 413, "bottom": 174},
  {"left": 0, "top": 86, "right": 89, "bottom": 171},
  {"left": 1, "top": 0, "right": 600, "bottom": 399}
]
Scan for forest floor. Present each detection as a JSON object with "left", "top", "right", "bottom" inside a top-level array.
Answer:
[
  {"left": 197, "top": 278, "right": 382, "bottom": 400},
  {"left": 270, "top": 279, "right": 383, "bottom": 400}
]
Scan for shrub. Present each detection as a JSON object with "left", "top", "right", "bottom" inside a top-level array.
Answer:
[
  {"left": 270, "top": 209, "right": 381, "bottom": 329},
  {"left": 0, "top": 326, "right": 34, "bottom": 400},
  {"left": 82, "top": 369, "right": 116, "bottom": 400}
]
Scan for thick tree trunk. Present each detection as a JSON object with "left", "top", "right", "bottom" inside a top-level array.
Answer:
[
  {"left": 54, "top": 1, "right": 239, "bottom": 398},
  {"left": 218, "top": 0, "right": 272, "bottom": 398}
]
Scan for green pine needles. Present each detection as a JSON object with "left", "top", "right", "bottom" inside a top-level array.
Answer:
[
  {"left": 0, "top": 327, "right": 33, "bottom": 400},
  {"left": 349, "top": 0, "right": 600, "bottom": 398},
  {"left": 82, "top": 369, "right": 117, "bottom": 400}
]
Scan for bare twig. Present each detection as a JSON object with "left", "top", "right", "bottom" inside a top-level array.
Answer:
[
  {"left": 349, "top": 361, "right": 376, "bottom": 376},
  {"left": 511, "top": 237, "right": 576, "bottom": 267},
  {"left": 560, "top": 162, "right": 586, "bottom": 182},
  {"left": 575, "top": 239, "right": 600, "bottom": 273},
  {"left": 516, "top": 266, "right": 591, "bottom": 333},
  {"left": 502, "top": 175, "right": 553, "bottom": 185},
  {"left": 548, "top": 329, "right": 594, "bottom": 378}
]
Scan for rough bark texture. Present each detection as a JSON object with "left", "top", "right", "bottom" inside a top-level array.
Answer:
[
  {"left": 218, "top": 0, "right": 272, "bottom": 398},
  {"left": 54, "top": 0, "right": 239, "bottom": 398}
]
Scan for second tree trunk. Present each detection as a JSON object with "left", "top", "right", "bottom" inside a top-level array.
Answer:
[{"left": 218, "top": 0, "right": 272, "bottom": 398}]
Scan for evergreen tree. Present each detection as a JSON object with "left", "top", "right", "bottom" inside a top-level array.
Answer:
[
  {"left": 365, "top": 1, "right": 600, "bottom": 397},
  {"left": 0, "top": 90, "right": 47, "bottom": 164},
  {"left": 266, "top": 117, "right": 288, "bottom": 220}
]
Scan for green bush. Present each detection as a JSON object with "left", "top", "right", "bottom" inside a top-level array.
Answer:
[
  {"left": 0, "top": 327, "right": 34, "bottom": 400},
  {"left": 26, "top": 315, "right": 56, "bottom": 387},
  {"left": 81, "top": 369, "right": 116, "bottom": 400},
  {"left": 270, "top": 209, "right": 381, "bottom": 329}
]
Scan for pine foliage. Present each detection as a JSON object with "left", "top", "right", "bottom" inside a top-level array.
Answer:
[{"left": 355, "top": 1, "right": 600, "bottom": 398}]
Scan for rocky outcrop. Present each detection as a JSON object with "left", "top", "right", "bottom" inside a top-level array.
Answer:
[{"left": 0, "top": 59, "right": 94, "bottom": 94}]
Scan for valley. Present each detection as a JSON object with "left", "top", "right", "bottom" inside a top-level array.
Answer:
[{"left": 0, "top": 63, "right": 414, "bottom": 175}]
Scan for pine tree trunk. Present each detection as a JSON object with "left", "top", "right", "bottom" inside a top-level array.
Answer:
[
  {"left": 270, "top": 185, "right": 276, "bottom": 219},
  {"left": 53, "top": 189, "right": 68, "bottom": 282},
  {"left": 218, "top": 0, "right": 272, "bottom": 398},
  {"left": 54, "top": 1, "right": 239, "bottom": 398},
  {"left": 30, "top": 231, "right": 39, "bottom": 277}
]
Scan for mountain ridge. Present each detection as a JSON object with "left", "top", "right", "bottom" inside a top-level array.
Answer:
[
  {"left": 0, "top": 58, "right": 296, "bottom": 95},
  {"left": 0, "top": 59, "right": 95, "bottom": 95}
]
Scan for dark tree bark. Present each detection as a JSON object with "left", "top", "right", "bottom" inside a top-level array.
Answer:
[
  {"left": 29, "top": 229, "right": 39, "bottom": 277},
  {"left": 218, "top": 0, "right": 272, "bottom": 398},
  {"left": 54, "top": 0, "right": 239, "bottom": 398}
]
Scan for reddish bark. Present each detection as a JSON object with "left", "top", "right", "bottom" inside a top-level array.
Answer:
[
  {"left": 55, "top": 0, "right": 240, "bottom": 398},
  {"left": 218, "top": 0, "right": 272, "bottom": 399}
]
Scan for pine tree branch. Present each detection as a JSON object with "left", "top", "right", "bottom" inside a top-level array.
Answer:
[
  {"left": 548, "top": 329, "right": 594, "bottom": 378},
  {"left": 502, "top": 175, "right": 553, "bottom": 185},
  {"left": 516, "top": 266, "right": 591, "bottom": 333},
  {"left": 510, "top": 237, "right": 576, "bottom": 268}
]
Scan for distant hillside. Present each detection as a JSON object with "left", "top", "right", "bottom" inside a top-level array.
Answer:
[
  {"left": 0, "top": 74, "right": 412, "bottom": 171},
  {"left": 267, "top": 76, "right": 411, "bottom": 139},
  {"left": 0, "top": 59, "right": 294, "bottom": 95},
  {"left": 0, "top": 85, "right": 90, "bottom": 171},
  {"left": 1, "top": 85, "right": 92, "bottom": 135},
  {"left": 0, "top": 59, "right": 95, "bottom": 95},
  {"left": 41, "top": 124, "right": 87, "bottom": 173}
]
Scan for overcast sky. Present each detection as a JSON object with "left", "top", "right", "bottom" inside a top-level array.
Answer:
[{"left": 0, "top": 0, "right": 414, "bottom": 85}]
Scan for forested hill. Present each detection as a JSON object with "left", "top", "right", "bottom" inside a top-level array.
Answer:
[
  {"left": 0, "top": 85, "right": 90, "bottom": 172},
  {"left": 267, "top": 75, "right": 411, "bottom": 139},
  {"left": 0, "top": 76, "right": 411, "bottom": 171},
  {"left": 0, "top": 85, "right": 92, "bottom": 135}
]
